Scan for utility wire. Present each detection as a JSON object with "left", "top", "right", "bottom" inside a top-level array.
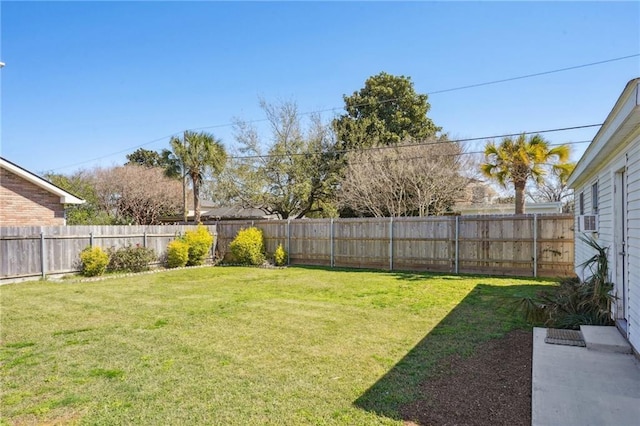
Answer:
[
  {"left": 50, "top": 53, "right": 637, "bottom": 171},
  {"left": 427, "top": 54, "right": 640, "bottom": 95},
  {"left": 312, "top": 140, "right": 592, "bottom": 167},
  {"left": 226, "top": 125, "right": 600, "bottom": 160}
]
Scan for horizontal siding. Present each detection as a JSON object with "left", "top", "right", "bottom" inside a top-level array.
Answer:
[{"left": 626, "top": 135, "right": 640, "bottom": 349}]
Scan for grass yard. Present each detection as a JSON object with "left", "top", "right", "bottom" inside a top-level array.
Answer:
[{"left": 0, "top": 266, "right": 554, "bottom": 425}]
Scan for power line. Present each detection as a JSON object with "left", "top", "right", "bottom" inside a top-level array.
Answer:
[
  {"left": 227, "top": 124, "right": 600, "bottom": 160},
  {"left": 427, "top": 54, "right": 640, "bottom": 95},
  {"left": 51, "top": 124, "right": 598, "bottom": 173},
  {"left": 314, "top": 140, "right": 592, "bottom": 167},
  {"left": 50, "top": 52, "right": 637, "bottom": 171}
]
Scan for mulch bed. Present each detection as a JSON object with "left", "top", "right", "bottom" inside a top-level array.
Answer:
[{"left": 401, "top": 329, "right": 532, "bottom": 426}]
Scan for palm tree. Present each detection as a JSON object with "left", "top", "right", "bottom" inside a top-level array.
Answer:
[
  {"left": 170, "top": 131, "right": 227, "bottom": 223},
  {"left": 481, "top": 134, "right": 571, "bottom": 214}
]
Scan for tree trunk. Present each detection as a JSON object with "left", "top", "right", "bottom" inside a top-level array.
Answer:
[
  {"left": 514, "top": 181, "right": 526, "bottom": 215},
  {"left": 192, "top": 174, "right": 201, "bottom": 223}
]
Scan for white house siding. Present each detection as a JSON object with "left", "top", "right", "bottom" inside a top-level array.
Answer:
[
  {"left": 626, "top": 134, "right": 640, "bottom": 352},
  {"left": 569, "top": 78, "right": 640, "bottom": 354},
  {"left": 573, "top": 162, "right": 614, "bottom": 281}
]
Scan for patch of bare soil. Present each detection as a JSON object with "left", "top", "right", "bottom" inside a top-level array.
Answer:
[{"left": 401, "top": 329, "right": 532, "bottom": 426}]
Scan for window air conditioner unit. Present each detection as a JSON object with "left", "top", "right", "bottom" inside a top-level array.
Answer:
[{"left": 578, "top": 215, "right": 598, "bottom": 233}]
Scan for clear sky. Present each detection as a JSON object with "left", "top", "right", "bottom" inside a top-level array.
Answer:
[{"left": 1, "top": 1, "right": 639, "bottom": 175}]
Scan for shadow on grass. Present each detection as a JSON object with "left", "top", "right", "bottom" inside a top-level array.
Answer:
[{"left": 353, "top": 282, "right": 550, "bottom": 423}]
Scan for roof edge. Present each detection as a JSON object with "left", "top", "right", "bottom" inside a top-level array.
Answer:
[
  {"left": 0, "top": 157, "right": 85, "bottom": 204},
  {"left": 568, "top": 78, "right": 640, "bottom": 188}
]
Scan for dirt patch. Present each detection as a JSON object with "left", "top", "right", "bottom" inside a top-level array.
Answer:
[{"left": 401, "top": 329, "right": 532, "bottom": 426}]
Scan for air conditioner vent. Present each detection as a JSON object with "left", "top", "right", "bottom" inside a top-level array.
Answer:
[{"left": 578, "top": 215, "right": 598, "bottom": 232}]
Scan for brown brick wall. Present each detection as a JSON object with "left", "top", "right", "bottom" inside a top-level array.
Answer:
[{"left": 0, "top": 168, "right": 66, "bottom": 226}]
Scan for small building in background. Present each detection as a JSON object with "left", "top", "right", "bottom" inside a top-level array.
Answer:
[
  {"left": 456, "top": 201, "right": 563, "bottom": 215},
  {"left": 0, "top": 157, "right": 84, "bottom": 226}
]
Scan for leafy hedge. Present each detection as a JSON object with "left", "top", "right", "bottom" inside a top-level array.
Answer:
[
  {"left": 166, "top": 225, "right": 214, "bottom": 268},
  {"left": 80, "top": 246, "right": 109, "bottom": 277},
  {"left": 230, "top": 227, "right": 266, "bottom": 266}
]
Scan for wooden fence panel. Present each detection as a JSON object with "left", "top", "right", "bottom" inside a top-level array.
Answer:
[
  {"left": 289, "top": 219, "right": 331, "bottom": 266},
  {"left": 333, "top": 218, "right": 389, "bottom": 269},
  {"left": 0, "top": 227, "right": 41, "bottom": 278},
  {"left": 0, "top": 225, "right": 216, "bottom": 281},
  {"left": 393, "top": 217, "right": 455, "bottom": 272},
  {"left": 458, "top": 215, "right": 535, "bottom": 276},
  {"left": 536, "top": 215, "right": 575, "bottom": 277}
]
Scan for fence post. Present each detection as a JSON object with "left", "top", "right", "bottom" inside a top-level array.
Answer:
[
  {"left": 389, "top": 217, "right": 394, "bottom": 271},
  {"left": 455, "top": 216, "right": 460, "bottom": 274},
  {"left": 143, "top": 231, "right": 147, "bottom": 248},
  {"left": 89, "top": 232, "right": 94, "bottom": 248},
  {"left": 533, "top": 214, "right": 538, "bottom": 278},
  {"left": 287, "top": 219, "right": 291, "bottom": 266},
  {"left": 330, "top": 218, "right": 334, "bottom": 268},
  {"left": 40, "top": 231, "right": 46, "bottom": 279}
]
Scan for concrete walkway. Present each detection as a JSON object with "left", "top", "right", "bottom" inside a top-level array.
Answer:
[{"left": 532, "top": 326, "right": 640, "bottom": 426}]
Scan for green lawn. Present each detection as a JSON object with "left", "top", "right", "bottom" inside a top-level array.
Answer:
[{"left": 0, "top": 267, "right": 554, "bottom": 425}]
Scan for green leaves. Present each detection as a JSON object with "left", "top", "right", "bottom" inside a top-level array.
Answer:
[
  {"left": 334, "top": 72, "right": 440, "bottom": 149},
  {"left": 170, "top": 131, "right": 227, "bottom": 222},
  {"left": 481, "top": 133, "right": 572, "bottom": 214}
]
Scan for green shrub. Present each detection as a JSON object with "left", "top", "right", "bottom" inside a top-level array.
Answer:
[
  {"left": 273, "top": 243, "right": 287, "bottom": 267},
  {"left": 229, "top": 227, "right": 266, "bottom": 266},
  {"left": 167, "top": 239, "right": 190, "bottom": 268},
  {"left": 183, "top": 225, "right": 214, "bottom": 266},
  {"left": 107, "top": 245, "right": 156, "bottom": 273},
  {"left": 515, "top": 235, "right": 614, "bottom": 329},
  {"left": 80, "top": 246, "right": 109, "bottom": 277}
]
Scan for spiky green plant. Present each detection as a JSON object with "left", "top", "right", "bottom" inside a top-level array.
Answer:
[{"left": 514, "top": 235, "right": 614, "bottom": 329}]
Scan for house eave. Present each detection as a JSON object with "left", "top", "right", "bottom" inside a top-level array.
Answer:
[
  {"left": 0, "top": 157, "right": 85, "bottom": 205},
  {"left": 568, "top": 78, "right": 640, "bottom": 189}
]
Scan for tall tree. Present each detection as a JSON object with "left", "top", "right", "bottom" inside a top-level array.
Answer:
[
  {"left": 333, "top": 72, "right": 440, "bottom": 149},
  {"left": 481, "top": 134, "right": 571, "bottom": 214},
  {"left": 224, "top": 100, "right": 342, "bottom": 219},
  {"left": 170, "top": 131, "right": 227, "bottom": 223},
  {"left": 126, "top": 148, "right": 181, "bottom": 179}
]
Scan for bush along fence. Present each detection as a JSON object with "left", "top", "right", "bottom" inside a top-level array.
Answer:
[
  {"left": 215, "top": 214, "right": 575, "bottom": 278},
  {"left": 0, "top": 225, "right": 217, "bottom": 281}
]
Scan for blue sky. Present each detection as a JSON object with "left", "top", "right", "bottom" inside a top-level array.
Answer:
[{"left": 1, "top": 1, "right": 639, "bottom": 175}]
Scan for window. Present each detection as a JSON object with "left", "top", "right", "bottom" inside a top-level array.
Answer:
[
  {"left": 592, "top": 182, "right": 599, "bottom": 214},
  {"left": 579, "top": 192, "right": 584, "bottom": 215}
]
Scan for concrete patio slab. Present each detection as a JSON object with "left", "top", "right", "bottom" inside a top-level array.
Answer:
[{"left": 532, "top": 327, "right": 640, "bottom": 426}]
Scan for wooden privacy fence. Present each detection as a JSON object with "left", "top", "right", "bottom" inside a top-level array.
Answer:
[
  {"left": 0, "top": 225, "right": 216, "bottom": 281},
  {"left": 1, "top": 215, "right": 574, "bottom": 281},
  {"left": 216, "top": 214, "right": 575, "bottom": 277}
]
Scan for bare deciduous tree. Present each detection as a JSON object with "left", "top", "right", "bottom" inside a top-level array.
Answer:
[
  {"left": 339, "top": 141, "right": 467, "bottom": 217},
  {"left": 92, "top": 165, "right": 183, "bottom": 224}
]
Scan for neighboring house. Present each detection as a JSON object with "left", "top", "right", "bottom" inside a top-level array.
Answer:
[
  {"left": 455, "top": 181, "right": 565, "bottom": 215},
  {"left": 456, "top": 201, "right": 563, "bottom": 215},
  {"left": 160, "top": 201, "right": 278, "bottom": 223},
  {"left": 0, "top": 157, "right": 84, "bottom": 226},
  {"left": 567, "top": 78, "right": 640, "bottom": 353}
]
